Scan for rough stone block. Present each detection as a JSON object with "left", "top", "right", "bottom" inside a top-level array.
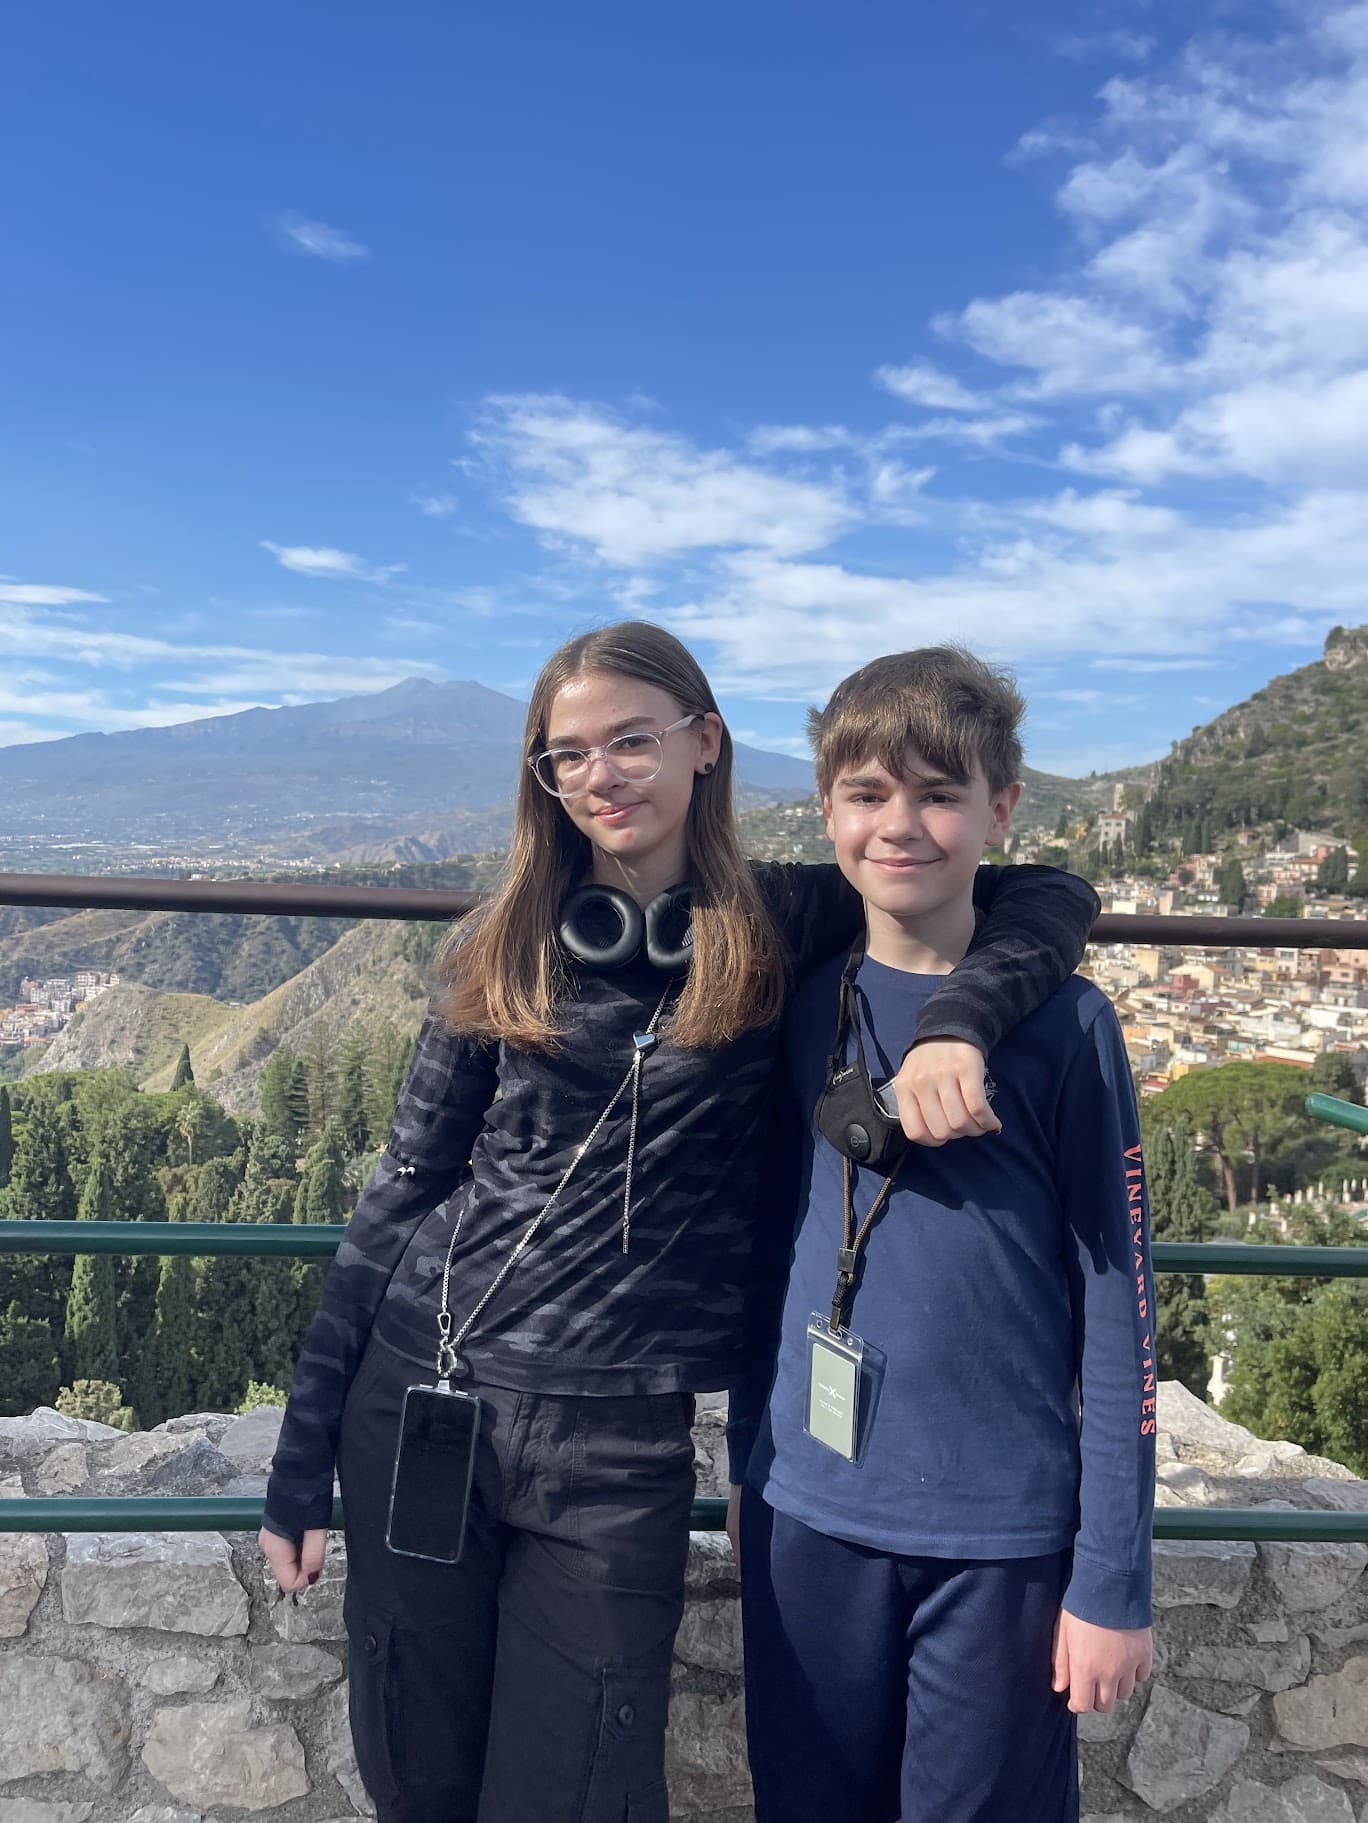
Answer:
[
  {"left": 0, "top": 1530, "right": 48, "bottom": 1637},
  {"left": 217, "top": 1406, "right": 284, "bottom": 1472},
  {"left": 62, "top": 1531, "right": 249, "bottom": 1635},
  {"left": 1153, "top": 1537, "right": 1257, "bottom": 1609},
  {"left": 28, "top": 1441, "right": 88, "bottom": 1494},
  {"left": 1260, "top": 1538, "right": 1368, "bottom": 1614},
  {"left": 0, "top": 1653, "right": 130, "bottom": 1791},
  {"left": 1178, "top": 1633, "right": 1312, "bottom": 1691},
  {"left": 1123, "top": 1684, "right": 1249, "bottom": 1812},
  {"left": 684, "top": 1531, "right": 737, "bottom": 1594},
  {"left": 1211, "top": 1774, "right": 1356, "bottom": 1821},
  {"left": 1159, "top": 1381, "right": 1263, "bottom": 1470},
  {"left": 138, "top": 1654, "right": 222, "bottom": 1695},
  {"left": 0, "top": 1805, "right": 96, "bottom": 1823},
  {"left": 1274, "top": 1656, "right": 1368, "bottom": 1749},
  {"left": 127, "top": 1811, "right": 203, "bottom": 1823},
  {"left": 142, "top": 1700, "right": 310, "bottom": 1810},
  {"left": 665, "top": 1690, "right": 753, "bottom": 1813},
  {"left": 0, "top": 1408, "right": 119, "bottom": 1470},
  {"left": 251, "top": 1639, "right": 345, "bottom": 1699},
  {"left": 674, "top": 1598, "right": 743, "bottom": 1673}
]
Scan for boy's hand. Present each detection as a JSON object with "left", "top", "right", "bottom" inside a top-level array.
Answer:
[
  {"left": 258, "top": 1525, "right": 327, "bottom": 1596},
  {"left": 892, "top": 1040, "right": 1001, "bottom": 1146},
  {"left": 1052, "top": 1609, "right": 1153, "bottom": 1713}
]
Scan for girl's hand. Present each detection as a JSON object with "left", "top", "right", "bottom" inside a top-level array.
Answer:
[
  {"left": 726, "top": 1484, "right": 742, "bottom": 1568},
  {"left": 258, "top": 1525, "right": 327, "bottom": 1596},
  {"left": 1052, "top": 1609, "right": 1153, "bottom": 1714},
  {"left": 891, "top": 1041, "right": 1001, "bottom": 1146}
]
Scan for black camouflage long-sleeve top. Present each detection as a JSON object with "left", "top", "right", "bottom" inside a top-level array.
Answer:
[{"left": 262, "top": 861, "right": 1098, "bottom": 1540}]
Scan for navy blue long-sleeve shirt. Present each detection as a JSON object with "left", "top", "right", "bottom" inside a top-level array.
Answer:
[
  {"left": 262, "top": 861, "right": 1100, "bottom": 1541},
  {"left": 740, "top": 953, "right": 1155, "bottom": 1631}
]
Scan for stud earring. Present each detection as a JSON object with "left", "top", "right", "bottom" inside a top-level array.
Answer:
[{"left": 703, "top": 762, "right": 715, "bottom": 774}]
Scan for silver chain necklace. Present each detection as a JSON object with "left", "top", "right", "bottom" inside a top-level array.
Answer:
[{"left": 433, "top": 984, "right": 673, "bottom": 1386}]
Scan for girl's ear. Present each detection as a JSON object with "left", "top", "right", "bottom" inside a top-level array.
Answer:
[{"left": 695, "top": 711, "right": 724, "bottom": 774}]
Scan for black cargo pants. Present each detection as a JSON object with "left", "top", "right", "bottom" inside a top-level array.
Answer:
[{"left": 336, "top": 1334, "right": 697, "bottom": 1823}]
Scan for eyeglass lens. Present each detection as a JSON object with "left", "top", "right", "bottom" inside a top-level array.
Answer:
[{"left": 535, "top": 732, "right": 662, "bottom": 794}]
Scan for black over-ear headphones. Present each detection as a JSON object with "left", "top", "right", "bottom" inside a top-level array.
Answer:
[{"left": 558, "top": 884, "right": 694, "bottom": 976}]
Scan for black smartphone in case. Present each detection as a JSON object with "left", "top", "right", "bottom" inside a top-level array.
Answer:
[{"left": 386, "top": 1384, "right": 482, "bottom": 1563}]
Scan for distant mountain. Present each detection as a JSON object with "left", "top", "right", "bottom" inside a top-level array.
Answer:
[
  {"left": 0, "top": 676, "right": 819, "bottom": 862},
  {"left": 1138, "top": 624, "right": 1368, "bottom": 849}
]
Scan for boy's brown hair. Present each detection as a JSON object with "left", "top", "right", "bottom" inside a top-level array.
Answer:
[{"left": 808, "top": 645, "right": 1025, "bottom": 798}]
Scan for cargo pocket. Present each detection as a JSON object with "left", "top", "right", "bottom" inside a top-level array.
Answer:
[
  {"left": 579, "top": 1665, "right": 673, "bottom": 1823},
  {"left": 345, "top": 1609, "right": 401, "bottom": 1807}
]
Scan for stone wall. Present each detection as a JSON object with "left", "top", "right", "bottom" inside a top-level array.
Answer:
[{"left": 1, "top": 1383, "right": 1367, "bottom": 1822}]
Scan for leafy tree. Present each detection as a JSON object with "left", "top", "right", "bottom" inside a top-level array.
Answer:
[
  {"left": 170, "top": 1044, "right": 195, "bottom": 1091},
  {"left": 1348, "top": 856, "right": 1368, "bottom": 898},
  {"left": 0, "top": 1302, "right": 61, "bottom": 1415},
  {"left": 55, "top": 1377, "right": 134, "bottom": 1432},
  {"left": 1263, "top": 896, "right": 1303, "bottom": 919},
  {"left": 0, "top": 1095, "right": 77, "bottom": 1333},
  {"left": 294, "top": 1124, "right": 347, "bottom": 1225},
  {"left": 1316, "top": 846, "right": 1350, "bottom": 891},
  {"left": 1146, "top": 1062, "right": 1307, "bottom": 1213},
  {"left": 237, "top": 1380, "right": 288, "bottom": 1414},
  {"left": 0, "top": 1087, "right": 11, "bottom": 1190},
  {"left": 186, "top": 1155, "right": 241, "bottom": 1223},
  {"left": 366, "top": 1026, "right": 416, "bottom": 1142},
  {"left": 1216, "top": 857, "right": 1247, "bottom": 909},
  {"left": 1146, "top": 1123, "right": 1217, "bottom": 1397},
  {"left": 1310, "top": 1052, "right": 1361, "bottom": 1105},
  {"left": 1054, "top": 812, "right": 1071, "bottom": 839}
]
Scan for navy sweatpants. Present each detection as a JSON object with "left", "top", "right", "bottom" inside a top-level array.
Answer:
[{"left": 740, "top": 1491, "right": 1079, "bottom": 1823}]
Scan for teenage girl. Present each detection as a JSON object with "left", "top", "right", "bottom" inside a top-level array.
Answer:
[{"left": 258, "top": 621, "right": 1097, "bottom": 1823}]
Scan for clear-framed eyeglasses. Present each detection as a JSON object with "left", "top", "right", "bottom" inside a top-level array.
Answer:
[{"left": 529, "top": 714, "right": 702, "bottom": 798}]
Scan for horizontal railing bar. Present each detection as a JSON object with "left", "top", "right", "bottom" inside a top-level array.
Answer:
[
  {"left": 2, "top": 1224, "right": 1365, "bottom": 1277},
  {"left": 0, "top": 870, "right": 1363, "bottom": 947},
  {"left": 1, "top": 1496, "right": 1365, "bottom": 1542},
  {"left": 0, "top": 1220, "right": 347, "bottom": 1257},
  {"left": 0, "top": 872, "right": 480, "bottom": 922}
]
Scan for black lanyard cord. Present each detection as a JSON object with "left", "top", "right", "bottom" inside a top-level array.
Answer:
[{"left": 830, "top": 1150, "right": 905, "bottom": 1332}]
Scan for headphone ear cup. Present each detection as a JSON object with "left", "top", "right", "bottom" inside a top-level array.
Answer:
[
  {"left": 559, "top": 885, "right": 645, "bottom": 971},
  {"left": 643, "top": 885, "right": 694, "bottom": 976}
]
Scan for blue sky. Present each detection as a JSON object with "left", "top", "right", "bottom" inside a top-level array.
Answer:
[{"left": 3, "top": 0, "right": 1367, "bottom": 778}]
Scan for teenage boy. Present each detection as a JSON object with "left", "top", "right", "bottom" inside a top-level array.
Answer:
[{"left": 728, "top": 648, "right": 1155, "bottom": 1823}]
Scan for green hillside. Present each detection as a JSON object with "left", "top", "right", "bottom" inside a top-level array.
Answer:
[{"left": 1138, "top": 624, "right": 1368, "bottom": 850}]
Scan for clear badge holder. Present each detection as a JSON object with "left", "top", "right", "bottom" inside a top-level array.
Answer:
[{"left": 804, "top": 1314, "right": 865, "bottom": 1461}]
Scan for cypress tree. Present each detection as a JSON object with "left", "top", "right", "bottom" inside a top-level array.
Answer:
[
  {"left": 1149, "top": 1122, "right": 1217, "bottom": 1397},
  {"left": 0, "top": 1087, "right": 12, "bottom": 1190},
  {"left": 148, "top": 1242, "right": 196, "bottom": 1425},
  {"left": 335, "top": 1036, "right": 370, "bottom": 1157},
  {"left": 65, "top": 1153, "right": 120, "bottom": 1387},
  {"left": 286, "top": 1060, "right": 311, "bottom": 1149},
  {"left": 3, "top": 1095, "right": 77, "bottom": 1331},
  {"left": 170, "top": 1044, "right": 195, "bottom": 1091}
]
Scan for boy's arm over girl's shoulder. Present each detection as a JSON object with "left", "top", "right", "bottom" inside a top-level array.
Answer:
[
  {"left": 1056, "top": 991, "right": 1157, "bottom": 1633},
  {"left": 756, "top": 859, "right": 1099, "bottom": 1053},
  {"left": 262, "top": 1001, "right": 498, "bottom": 1539}
]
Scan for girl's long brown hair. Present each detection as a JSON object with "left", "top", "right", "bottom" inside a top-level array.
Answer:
[{"left": 437, "top": 622, "right": 788, "bottom": 1051}]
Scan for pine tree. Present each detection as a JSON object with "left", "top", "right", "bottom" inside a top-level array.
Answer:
[
  {"left": 1217, "top": 857, "right": 1247, "bottom": 909},
  {"left": 65, "top": 1153, "right": 120, "bottom": 1387},
  {"left": 258, "top": 1048, "right": 297, "bottom": 1143},
  {"left": 0, "top": 1087, "right": 12, "bottom": 1190},
  {"left": 170, "top": 1044, "right": 195, "bottom": 1091},
  {"left": 303, "top": 1030, "right": 334, "bottom": 1142},
  {"left": 1147, "top": 1123, "right": 1217, "bottom": 1397},
  {"left": 1310, "top": 1052, "right": 1361, "bottom": 1105},
  {"left": 2, "top": 1094, "right": 78, "bottom": 1332},
  {"left": 293, "top": 1124, "right": 347, "bottom": 1225},
  {"left": 366, "top": 1027, "right": 415, "bottom": 1142},
  {"left": 286, "top": 1060, "right": 311, "bottom": 1148},
  {"left": 335, "top": 1036, "right": 371, "bottom": 1157}
]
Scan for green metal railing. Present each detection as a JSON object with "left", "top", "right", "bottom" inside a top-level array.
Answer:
[{"left": 0, "top": 873, "right": 1365, "bottom": 1543}]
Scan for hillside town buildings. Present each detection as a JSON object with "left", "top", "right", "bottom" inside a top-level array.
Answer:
[{"left": 0, "top": 970, "right": 119, "bottom": 1048}]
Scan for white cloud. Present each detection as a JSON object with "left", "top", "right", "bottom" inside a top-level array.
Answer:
[
  {"left": 873, "top": 361, "right": 987, "bottom": 412},
  {"left": 261, "top": 541, "right": 405, "bottom": 583},
  {"left": 1053, "top": 30, "right": 1156, "bottom": 65},
  {"left": 936, "top": 292, "right": 1174, "bottom": 397},
  {"left": 272, "top": 213, "right": 371, "bottom": 263},
  {"left": 0, "top": 582, "right": 109, "bottom": 606},
  {"left": 412, "top": 490, "right": 459, "bottom": 518},
  {"left": 474, "top": 395, "right": 855, "bottom": 566}
]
